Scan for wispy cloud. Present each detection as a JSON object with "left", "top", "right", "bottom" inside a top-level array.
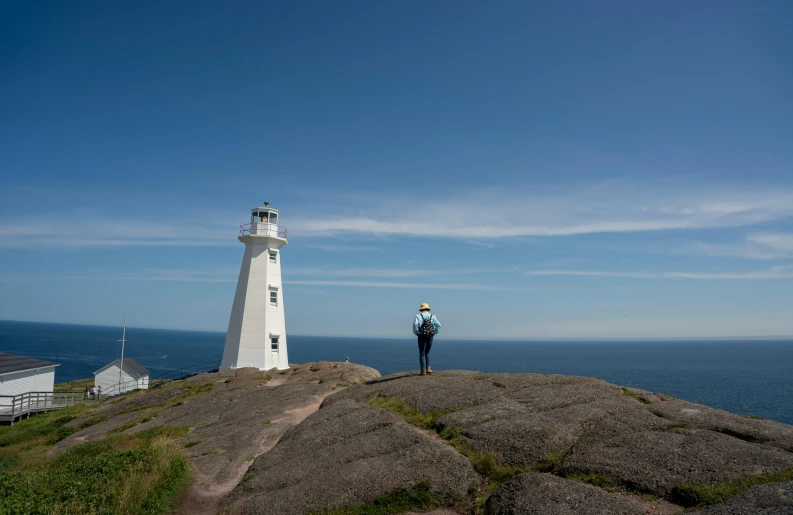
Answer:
[
  {"left": 283, "top": 280, "right": 523, "bottom": 290},
  {"left": 525, "top": 265, "right": 793, "bottom": 280},
  {"left": 0, "top": 266, "right": 518, "bottom": 290},
  {"left": 283, "top": 267, "right": 515, "bottom": 278},
  {"left": 301, "top": 243, "right": 385, "bottom": 253},
  {"left": 684, "top": 231, "right": 793, "bottom": 260},
  {"left": 3, "top": 183, "right": 793, "bottom": 249},
  {"left": 0, "top": 215, "right": 238, "bottom": 249},
  {"left": 0, "top": 267, "right": 239, "bottom": 283},
  {"left": 747, "top": 232, "right": 793, "bottom": 253},
  {"left": 290, "top": 183, "right": 793, "bottom": 239}
]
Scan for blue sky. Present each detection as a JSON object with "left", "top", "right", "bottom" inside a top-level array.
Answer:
[{"left": 1, "top": 1, "right": 792, "bottom": 338}]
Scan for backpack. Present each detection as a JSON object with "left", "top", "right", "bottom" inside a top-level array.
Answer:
[{"left": 419, "top": 313, "right": 435, "bottom": 337}]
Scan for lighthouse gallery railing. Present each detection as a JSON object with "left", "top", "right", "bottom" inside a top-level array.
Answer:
[{"left": 239, "top": 223, "right": 287, "bottom": 238}]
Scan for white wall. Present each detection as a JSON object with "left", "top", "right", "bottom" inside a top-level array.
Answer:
[
  {"left": 221, "top": 234, "right": 289, "bottom": 371},
  {"left": 95, "top": 365, "right": 137, "bottom": 393},
  {"left": 0, "top": 367, "right": 56, "bottom": 405}
]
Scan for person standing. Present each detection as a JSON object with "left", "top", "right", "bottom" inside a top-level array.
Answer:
[
  {"left": 97, "top": 385, "right": 102, "bottom": 400},
  {"left": 84, "top": 385, "right": 90, "bottom": 400},
  {"left": 412, "top": 303, "right": 441, "bottom": 375}
]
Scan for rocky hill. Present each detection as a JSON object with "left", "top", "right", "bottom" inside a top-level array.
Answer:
[{"left": 54, "top": 366, "right": 793, "bottom": 514}]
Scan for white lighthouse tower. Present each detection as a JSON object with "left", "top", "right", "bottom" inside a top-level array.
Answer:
[{"left": 220, "top": 202, "right": 289, "bottom": 371}]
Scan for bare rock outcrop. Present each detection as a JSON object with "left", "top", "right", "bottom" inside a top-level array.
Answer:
[
  {"left": 485, "top": 472, "right": 647, "bottom": 514},
  {"left": 223, "top": 398, "right": 478, "bottom": 514},
  {"left": 54, "top": 368, "right": 793, "bottom": 514},
  {"left": 52, "top": 361, "right": 379, "bottom": 514},
  {"left": 320, "top": 371, "right": 793, "bottom": 513}
]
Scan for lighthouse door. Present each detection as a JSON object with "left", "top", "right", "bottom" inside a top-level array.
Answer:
[{"left": 270, "top": 335, "right": 280, "bottom": 364}]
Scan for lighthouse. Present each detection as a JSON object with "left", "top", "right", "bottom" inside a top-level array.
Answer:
[{"left": 220, "top": 203, "right": 289, "bottom": 371}]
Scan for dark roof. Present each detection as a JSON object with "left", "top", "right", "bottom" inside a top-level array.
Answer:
[
  {"left": 93, "top": 358, "right": 149, "bottom": 377},
  {"left": 0, "top": 352, "right": 59, "bottom": 376}
]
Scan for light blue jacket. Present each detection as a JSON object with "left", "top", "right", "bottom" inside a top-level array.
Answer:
[{"left": 413, "top": 312, "right": 441, "bottom": 336}]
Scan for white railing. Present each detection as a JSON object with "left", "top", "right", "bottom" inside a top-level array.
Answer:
[
  {"left": 0, "top": 391, "right": 93, "bottom": 423},
  {"left": 100, "top": 378, "right": 147, "bottom": 398},
  {"left": 239, "top": 223, "right": 287, "bottom": 238}
]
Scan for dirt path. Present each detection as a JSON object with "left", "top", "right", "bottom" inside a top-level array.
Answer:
[{"left": 176, "top": 391, "right": 335, "bottom": 515}]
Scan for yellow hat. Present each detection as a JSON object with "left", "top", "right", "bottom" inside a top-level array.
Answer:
[{"left": 419, "top": 303, "right": 431, "bottom": 311}]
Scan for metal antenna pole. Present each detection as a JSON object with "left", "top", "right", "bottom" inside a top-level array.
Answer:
[{"left": 118, "top": 310, "right": 127, "bottom": 391}]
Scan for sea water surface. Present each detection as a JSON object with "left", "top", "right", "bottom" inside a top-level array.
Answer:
[{"left": 1, "top": 320, "right": 791, "bottom": 425}]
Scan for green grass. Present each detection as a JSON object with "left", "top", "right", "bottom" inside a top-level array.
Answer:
[
  {"left": 620, "top": 387, "right": 650, "bottom": 405},
  {"left": 0, "top": 404, "right": 98, "bottom": 450},
  {"left": 0, "top": 432, "right": 189, "bottom": 514},
  {"left": 0, "top": 451, "right": 21, "bottom": 472},
  {"left": 108, "top": 409, "right": 180, "bottom": 435},
  {"left": 118, "top": 380, "right": 213, "bottom": 417},
  {"left": 671, "top": 468, "right": 793, "bottom": 507},
  {"left": 437, "top": 430, "right": 523, "bottom": 486},
  {"left": 533, "top": 448, "right": 569, "bottom": 472},
  {"left": 109, "top": 417, "right": 146, "bottom": 434},
  {"left": 667, "top": 423, "right": 688, "bottom": 430},
  {"left": 368, "top": 397, "right": 457, "bottom": 431},
  {"left": 310, "top": 480, "right": 439, "bottom": 515},
  {"left": 0, "top": 401, "right": 190, "bottom": 515},
  {"left": 53, "top": 378, "right": 95, "bottom": 393},
  {"left": 183, "top": 440, "right": 204, "bottom": 449},
  {"left": 259, "top": 374, "right": 273, "bottom": 384},
  {"left": 743, "top": 414, "right": 765, "bottom": 420}
]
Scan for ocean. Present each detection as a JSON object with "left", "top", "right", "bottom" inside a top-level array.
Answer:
[{"left": 1, "top": 320, "right": 791, "bottom": 425}]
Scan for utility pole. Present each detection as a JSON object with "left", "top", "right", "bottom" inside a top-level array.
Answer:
[{"left": 118, "top": 310, "right": 127, "bottom": 392}]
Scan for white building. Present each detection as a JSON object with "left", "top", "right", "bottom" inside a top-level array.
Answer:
[
  {"left": 0, "top": 352, "right": 59, "bottom": 404},
  {"left": 94, "top": 358, "right": 150, "bottom": 395},
  {"left": 220, "top": 202, "right": 289, "bottom": 371}
]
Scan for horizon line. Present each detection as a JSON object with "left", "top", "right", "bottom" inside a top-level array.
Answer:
[{"left": 1, "top": 319, "right": 792, "bottom": 342}]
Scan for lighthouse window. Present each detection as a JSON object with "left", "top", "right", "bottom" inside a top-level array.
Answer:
[
  {"left": 269, "top": 213, "right": 278, "bottom": 225},
  {"left": 270, "top": 336, "right": 279, "bottom": 350},
  {"left": 269, "top": 288, "right": 278, "bottom": 306},
  {"left": 269, "top": 251, "right": 277, "bottom": 263}
]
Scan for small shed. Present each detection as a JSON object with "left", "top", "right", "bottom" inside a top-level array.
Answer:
[
  {"left": 0, "top": 352, "right": 59, "bottom": 404},
  {"left": 94, "top": 358, "right": 150, "bottom": 395}
]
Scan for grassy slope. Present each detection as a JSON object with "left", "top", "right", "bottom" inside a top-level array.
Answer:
[
  {"left": 0, "top": 402, "right": 190, "bottom": 514},
  {"left": 53, "top": 378, "right": 95, "bottom": 393}
]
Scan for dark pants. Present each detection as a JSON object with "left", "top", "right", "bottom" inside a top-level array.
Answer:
[{"left": 418, "top": 335, "right": 433, "bottom": 370}]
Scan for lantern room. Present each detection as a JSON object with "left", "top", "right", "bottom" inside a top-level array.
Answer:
[
  {"left": 240, "top": 202, "right": 287, "bottom": 239},
  {"left": 251, "top": 203, "right": 279, "bottom": 225}
]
